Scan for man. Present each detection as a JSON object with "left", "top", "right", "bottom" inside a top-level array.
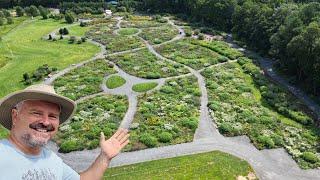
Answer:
[{"left": 0, "top": 84, "right": 130, "bottom": 180}]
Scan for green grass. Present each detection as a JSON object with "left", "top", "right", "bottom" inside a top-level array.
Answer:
[
  {"left": 0, "top": 126, "right": 9, "bottom": 139},
  {"left": 104, "top": 151, "right": 255, "bottom": 179},
  {"left": 118, "top": 28, "right": 139, "bottom": 36},
  {"left": 0, "top": 18, "right": 100, "bottom": 98},
  {"left": 67, "top": 25, "right": 90, "bottom": 37},
  {"left": 132, "top": 82, "right": 158, "bottom": 92},
  {"left": 106, "top": 75, "right": 126, "bottom": 89},
  {"left": 0, "top": 16, "right": 28, "bottom": 37}
]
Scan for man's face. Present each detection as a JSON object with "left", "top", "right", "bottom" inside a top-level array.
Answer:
[{"left": 11, "top": 100, "right": 60, "bottom": 148}]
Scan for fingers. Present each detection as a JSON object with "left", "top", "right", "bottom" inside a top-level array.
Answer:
[
  {"left": 115, "top": 128, "right": 128, "bottom": 140},
  {"left": 100, "top": 132, "right": 105, "bottom": 143},
  {"left": 120, "top": 139, "right": 129, "bottom": 149},
  {"left": 119, "top": 133, "right": 130, "bottom": 144}
]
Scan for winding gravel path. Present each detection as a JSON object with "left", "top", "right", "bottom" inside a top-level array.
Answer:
[{"left": 44, "top": 17, "right": 320, "bottom": 180}]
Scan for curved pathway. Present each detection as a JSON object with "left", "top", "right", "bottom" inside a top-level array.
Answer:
[
  {"left": 225, "top": 35, "right": 320, "bottom": 120},
  {"left": 44, "top": 16, "right": 320, "bottom": 180}
]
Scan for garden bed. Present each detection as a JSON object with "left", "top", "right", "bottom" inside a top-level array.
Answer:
[
  {"left": 106, "top": 75, "right": 126, "bottom": 89},
  {"left": 202, "top": 59, "right": 319, "bottom": 169},
  {"left": 139, "top": 25, "right": 178, "bottom": 44},
  {"left": 54, "top": 59, "right": 116, "bottom": 100},
  {"left": 132, "top": 82, "right": 158, "bottom": 92},
  {"left": 54, "top": 95, "right": 128, "bottom": 153},
  {"left": 125, "top": 76, "right": 200, "bottom": 151},
  {"left": 156, "top": 39, "right": 226, "bottom": 70},
  {"left": 107, "top": 49, "right": 189, "bottom": 79}
]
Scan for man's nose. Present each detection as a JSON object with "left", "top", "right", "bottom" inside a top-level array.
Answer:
[{"left": 41, "top": 116, "right": 51, "bottom": 125}]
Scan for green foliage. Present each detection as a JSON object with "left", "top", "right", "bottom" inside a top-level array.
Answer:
[
  {"left": 22, "top": 64, "right": 57, "bottom": 85},
  {"left": 39, "top": 6, "right": 49, "bottom": 19},
  {"left": 6, "top": 17, "right": 13, "bottom": 24},
  {"left": 2, "top": 9, "right": 10, "bottom": 17},
  {"left": 301, "top": 152, "right": 319, "bottom": 163},
  {"left": 132, "top": 82, "right": 158, "bottom": 92},
  {"left": 65, "top": 11, "right": 75, "bottom": 24},
  {"left": 0, "top": 18, "right": 4, "bottom": 26},
  {"left": 118, "top": 28, "right": 139, "bottom": 36},
  {"left": 202, "top": 60, "right": 319, "bottom": 169},
  {"left": 156, "top": 39, "right": 224, "bottom": 69},
  {"left": 139, "top": 133, "right": 157, "bottom": 147},
  {"left": 128, "top": 76, "right": 200, "bottom": 151},
  {"left": 55, "top": 95, "right": 127, "bottom": 152},
  {"left": 106, "top": 75, "right": 126, "bottom": 89},
  {"left": 54, "top": 59, "right": 116, "bottom": 100},
  {"left": 16, "top": 6, "right": 24, "bottom": 17},
  {"left": 107, "top": 49, "right": 189, "bottom": 78},
  {"left": 139, "top": 25, "right": 178, "bottom": 45},
  {"left": 158, "top": 132, "right": 173, "bottom": 143},
  {"left": 26, "top": 5, "right": 40, "bottom": 17}
]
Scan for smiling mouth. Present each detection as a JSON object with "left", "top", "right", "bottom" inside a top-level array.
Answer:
[{"left": 29, "top": 123, "right": 55, "bottom": 133}]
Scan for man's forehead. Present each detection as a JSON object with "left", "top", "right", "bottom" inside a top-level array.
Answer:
[{"left": 21, "top": 100, "right": 60, "bottom": 111}]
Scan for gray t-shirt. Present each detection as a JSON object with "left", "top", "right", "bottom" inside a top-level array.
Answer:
[{"left": 0, "top": 139, "right": 80, "bottom": 180}]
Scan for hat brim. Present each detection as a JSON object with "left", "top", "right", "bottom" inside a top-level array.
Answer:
[{"left": 0, "top": 90, "right": 76, "bottom": 130}]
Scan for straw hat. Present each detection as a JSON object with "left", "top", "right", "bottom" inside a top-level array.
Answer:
[{"left": 0, "top": 84, "right": 76, "bottom": 130}]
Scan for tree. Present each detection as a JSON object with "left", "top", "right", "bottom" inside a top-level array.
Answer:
[
  {"left": 2, "top": 9, "right": 11, "bottom": 17},
  {"left": 0, "top": 18, "right": 5, "bottom": 26},
  {"left": 25, "top": 6, "right": 40, "bottom": 17},
  {"left": 39, "top": 5, "right": 49, "bottom": 19},
  {"left": 7, "top": 17, "right": 13, "bottom": 24},
  {"left": 65, "top": 11, "right": 75, "bottom": 24},
  {"left": 63, "top": 27, "right": 69, "bottom": 35},
  {"left": 16, "top": 6, "right": 24, "bottom": 17}
]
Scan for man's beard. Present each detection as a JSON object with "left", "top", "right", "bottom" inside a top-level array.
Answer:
[{"left": 21, "top": 133, "right": 49, "bottom": 148}]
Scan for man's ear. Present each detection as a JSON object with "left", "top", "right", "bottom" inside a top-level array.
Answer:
[{"left": 11, "top": 109, "right": 18, "bottom": 126}]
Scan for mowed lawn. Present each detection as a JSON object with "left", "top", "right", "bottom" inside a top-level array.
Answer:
[
  {"left": 104, "top": 151, "right": 256, "bottom": 179},
  {"left": 0, "top": 17, "right": 100, "bottom": 98}
]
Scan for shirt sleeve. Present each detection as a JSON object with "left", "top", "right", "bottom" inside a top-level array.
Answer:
[{"left": 62, "top": 162, "right": 80, "bottom": 180}]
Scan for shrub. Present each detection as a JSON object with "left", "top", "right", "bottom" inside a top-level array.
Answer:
[
  {"left": 185, "top": 29, "right": 192, "bottom": 37},
  {"left": 158, "top": 132, "right": 173, "bottom": 143},
  {"left": 63, "top": 28, "right": 69, "bottom": 35},
  {"left": 80, "top": 21, "right": 87, "bottom": 27},
  {"left": 69, "top": 36, "right": 76, "bottom": 43},
  {"left": 16, "top": 6, "right": 24, "bottom": 17},
  {"left": 194, "top": 29, "right": 200, "bottom": 35},
  {"left": 198, "top": 33, "right": 205, "bottom": 40},
  {"left": 181, "top": 117, "right": 198, "bottom": 130},
  {"left": 48, "top": 34, "right": 52, "bottom": 40},
  {"left": 81, "top": 37, "right": 86, "bottom": 42},
  {"left": 60, "top": 35, "right": 63, "bottom": 39},
  {"left": 0, "top": 18, "right": 4, "bottom": 26},
  {"left": 257, "top": 135, "right": 275, "bottom": 149},
  {"left": 6, "top": 17, "right": 13, "bottom": 24},
  {"left": 59, "top": 28, "right": 63, "bottom": 35},
  {"left": 0, "top": 11, "right": 4, "bottom": 18},
  {"left": 301, "top": 152, "right": 319, "bottom": 163},
  {"left": 65, "top": 11, "right": 75, "bottom": 24},
  {"left": 76, "top": 39, "right": 82, "bottom": 44},
  {"left": 3, "top": 9, "right": 11, "bottom": 17},
  {"left": 139, "top": 133, "right": 157, "bottom": 147},
  {"left": 59, "top": 139, "right": 81, "bottom": 153}
]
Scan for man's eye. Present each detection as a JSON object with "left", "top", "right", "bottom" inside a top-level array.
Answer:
[{"left": 32, "top": 112, "right": 41, "bottom": 115}]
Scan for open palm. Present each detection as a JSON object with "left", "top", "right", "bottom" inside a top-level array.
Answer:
[{"left": 100, "top": 128, "right": 130, "bottom": 160}]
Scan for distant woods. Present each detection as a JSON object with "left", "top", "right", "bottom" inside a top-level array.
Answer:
[{"left": 124, "top": 0, "right": 320, "bottom": 96}]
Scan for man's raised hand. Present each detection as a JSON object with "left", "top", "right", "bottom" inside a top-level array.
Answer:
[{"left": 100, "top": 128, "right": 130, "bottom": 160}]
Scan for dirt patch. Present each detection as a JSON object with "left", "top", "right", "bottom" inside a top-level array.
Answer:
[{"left": 237, "top": 172, "right": 257, "bottom": 180}]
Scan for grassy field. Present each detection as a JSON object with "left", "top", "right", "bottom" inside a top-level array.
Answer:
[
  {"left": 67, "top": 24, "right": 91, "bottom": 37},
  {"left": 0, "top": 18, "right": 100, "bottom": 98},
  {"left": 104, "top": 151, "right": 256, "bottom": 179},
  {"left": 106, "top": 75, "right": 126, "bottom": 89},
  {"left": 0, "top": 16, "right": 28, "bottom": 37}
]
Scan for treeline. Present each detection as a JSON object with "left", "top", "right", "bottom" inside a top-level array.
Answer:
[
  {"left": 124, "top": 0, "right": 320, "bottom": 95},
  {"left": 0, "top": 0, "right": 106, "bottom": 8},
  {"left": 58, "top": 1, "right": 108, "bottom": 14}
]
